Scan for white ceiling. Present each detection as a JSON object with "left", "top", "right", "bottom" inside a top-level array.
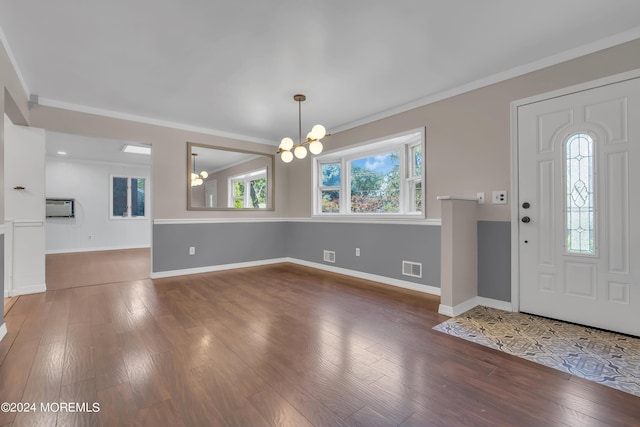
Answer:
[
  {"left": 46, "top": 131, "right": 151, "bottom": 166},
  {"left": 2, "top": 1, "right": 640, "bottom": 145}
]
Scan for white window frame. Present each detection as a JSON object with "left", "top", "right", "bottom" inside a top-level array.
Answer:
[
  {"left": 227, "top": 168, "right": 268, "bottom": 208},
  {"left": 313, "top": 128, "right": 425, "bottom": 217},
  {"left": 110, "top": 175, "right": 148, "bottom": 220}
]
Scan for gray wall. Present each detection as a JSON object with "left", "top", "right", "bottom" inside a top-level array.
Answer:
[
  {"left": 153, "top": 222, "right": 288, "bottom": 272},
  {"left": 478, "top": 221, "right": 511, "bottom": 302},
  {"left": 153, "top": 220, "right": 512, "bottom": 302},
  {"left": 286, "top": 221, "right": 441, "bottom": 288}
]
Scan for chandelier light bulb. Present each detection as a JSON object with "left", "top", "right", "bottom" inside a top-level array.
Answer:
[
  {"left": 294, "top": 145, "right": 308, "bottom": 159},
  {"left": 306, "top": 131, "right": 315, "bottom": 141},
  {"left": 311, "top": 124, "right": 326, "bottom": 140},
  {"left": 200, "top": 171, "right": 208, "bottom": 179},
  {"left": 281, "top": 150, "right": 294, "bottom": 163},
  {"left": 191, "top": 173, "right": 198, "bottom": 180},
  {"left": 309, "top": 140, "right": 323, "bottom": 155},
  {"left": 280, "top": 137, "right": 294, "bottom": 151}
]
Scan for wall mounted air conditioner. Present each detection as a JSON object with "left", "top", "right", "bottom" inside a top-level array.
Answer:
[{"left": 46, "top": 198, "right": 75, "bottom": 218}]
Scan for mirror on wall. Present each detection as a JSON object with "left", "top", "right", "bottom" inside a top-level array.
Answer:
[{"left": 187, "top": 142, "right": 274, "bottom": 211}]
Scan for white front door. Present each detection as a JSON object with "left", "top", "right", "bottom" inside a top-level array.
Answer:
[{"left": 517, "top": 77, "right": 640, "bottom": 336}]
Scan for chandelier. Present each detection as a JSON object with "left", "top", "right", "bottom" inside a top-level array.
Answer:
[
  {"left": 190, "top": 153, "right": 208, "bottom": 186},
  {"left": 278, "top": 94, "right": 326, "bottom": 163}
]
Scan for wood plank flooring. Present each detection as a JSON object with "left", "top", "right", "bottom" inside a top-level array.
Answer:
[
  {"left": 45, "top": 248, "right": 150, "bottom": 290},
  {"left": 1, "top": 263, "right": 638, "bottom": 426}
]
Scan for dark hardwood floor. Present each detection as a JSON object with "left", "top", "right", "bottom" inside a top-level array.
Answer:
[{"left": 1, "top": 263, "right": 638, "bottom": 426}]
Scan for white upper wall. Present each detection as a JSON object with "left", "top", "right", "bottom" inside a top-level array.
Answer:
[{"left": 45, "top": 153, "right": 151, "bottom": 253}]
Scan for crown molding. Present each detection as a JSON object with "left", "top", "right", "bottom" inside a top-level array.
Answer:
[
  {"left": 0, "top": 24, "right": 30, "bottom": 98},
  {"left": 331, "top": 26, "right": 640, "bottom": 134}
]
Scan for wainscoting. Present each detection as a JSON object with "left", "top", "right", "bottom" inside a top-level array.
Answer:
[{"left": 153, "top": 219, "right": 512, "bottom": 304}]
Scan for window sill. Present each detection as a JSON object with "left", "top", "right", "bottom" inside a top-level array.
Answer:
[
  {"left": 109, "top": 216, "right": 149, "bottom": 221},
  {"left": 308, "top": 214, "right": 441, "bottom": 226}
]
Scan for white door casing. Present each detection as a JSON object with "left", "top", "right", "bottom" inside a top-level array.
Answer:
[
  {"left": 4, "top": 116, "right": 46, "bottom": 296},
  {"left": 515, "top": 76, "right": 640, "bottom": 336}
]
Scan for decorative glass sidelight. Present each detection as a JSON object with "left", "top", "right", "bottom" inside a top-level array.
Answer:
[{"left": 565, "top": 133, "right": 595, "bottom": 255}]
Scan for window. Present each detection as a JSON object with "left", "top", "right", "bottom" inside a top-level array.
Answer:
[
  {"left": 111, "top": 176, "right": 147, "bottom": 218},
  {"left": 314, "top": 129, "right": 424, "bottom": 216},
  {"left": 228, "top": 168, "right": 267, "bottom": 208},
  {"left": 565, "top": 133, "right": 595, "bottom": 255}
]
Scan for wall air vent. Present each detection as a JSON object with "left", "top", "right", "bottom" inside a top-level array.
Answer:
[
  {"left": 323, "top": 250, "right": 336, "bottom": 263},
  {"left": 402, "top": 260, "right": 422, "bottom": 278}
]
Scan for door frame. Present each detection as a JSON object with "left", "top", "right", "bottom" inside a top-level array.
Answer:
[{"left": 509, "top": 68, "right": 640, "bottom": 312}]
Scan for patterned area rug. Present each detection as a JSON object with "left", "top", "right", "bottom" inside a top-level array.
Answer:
[{"left": 433, "top": 306, "right": 640, "bottom": 397}]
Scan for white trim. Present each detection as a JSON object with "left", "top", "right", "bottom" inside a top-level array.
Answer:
[
  {"left": 149, "top": 257, "right": 441, "bottom": 296},
  {"left": 331, "top": 27, "right": 640, "bottom": 135},
  {"left": 438, "top": 298, "right": 477, "bottom": 317},
  {"left": 150, "top": 258, "right": 289, "bottom": 279},
  {"left": 45, "top": 245, "right": 151, "bottom": 255},
  {"left": 304, "top": 217, "right": 440, "bottom": 226},
  {"left": 37, "top": 97, "right": 277, "bottom": 146},
  {"left": 0, "top": 323, "right": 7, "bottom": 342},
  {"left": 438, "top": 296, "right": 513, "bottom": 317},
  {"left": 510, "top": 69, "right": 640, "bottom": 314},
  {"left": 477, "top": 297, "right": 513, "bottom": 312},
  {"left": 110, "top": 174, "right": 148, "bottom": 220},
  {"left": 46, "top": 154, "right": 151, "bottom": 169},
  {"left": 0, "top": 25, "right": 30, "bottom": 98},
  {"left": 287, "top": 258, "right": 440, "bottom": 296},
  {"left": 154, "top": 217, "right": 292, "bottom": 225},
  {"left": 0, "top": 223, "right": 7, "bottom": 234},
  {"left": 13, "top": 220, "right": 44, "bottom": 227},
  {"left": 153, "top": 217, "right": 442, "bottom": 226},
  {"left": 5, "top": 283, "right": 46, "bottom": 297},
  {"left": 511, "top": 69, "right": 640, "bottom": 108},
  {"left": 436, "top": 196, "right": 481, "bottom": 202},
  {"left": 313, "top": 128, "right": 426, "bottom": 217}
]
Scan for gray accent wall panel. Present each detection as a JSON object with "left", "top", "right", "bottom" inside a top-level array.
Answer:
[
  {"left": 478, "top": 221, "right": 511, "bottom": 302},
  {"left": 287, "top": 222, "right": 441, "bottom": 288},
  {"left": 153, "top": 222, "right": 288, "bottom": 272},
  {"left": 153, "top": 221, "right": 513, "bottom": 303}
]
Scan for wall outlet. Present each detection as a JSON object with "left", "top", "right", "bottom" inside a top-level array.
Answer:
[
  {"left": 477, "top": 192, "right": 485, "bottom": 204},
  {"left": 189, "top": 246, "right": 195, "bottom": 255},
  {"left": 492, "top": 191, "right": 507, "bottom": 204},
  {"left": 355, "top": 248, "right": 360, "bottom": 256}
]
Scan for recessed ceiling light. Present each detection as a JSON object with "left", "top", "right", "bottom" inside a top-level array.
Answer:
[
  {"left": 57, "top": 151, "right": 67, "bottom": 155},
  {"left": 122, "top": 145, "right": 151, "bottom": 155}
]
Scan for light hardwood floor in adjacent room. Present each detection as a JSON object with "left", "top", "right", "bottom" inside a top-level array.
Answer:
[
  {"left": 1, "top": 263, "right": 638, "bottom": 426},
  {"left": 45, "top": 248, "right": 150, "bottom": 290}
]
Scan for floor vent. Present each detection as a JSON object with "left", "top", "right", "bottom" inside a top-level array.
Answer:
[
  {"left": 402, "top": 260, "right": 422, "bottom": 278},
  {"left": 323, "top": 250, "right": 336, "bottom": 263}
]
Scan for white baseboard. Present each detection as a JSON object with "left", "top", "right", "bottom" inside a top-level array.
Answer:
[
  {"left": 5, "top": 283, "right": 47, "bottom": 297},
  {"left": 439, "top": 296, "right": 513, "bottom": 317},
  {"left": 150, "top": 258, "right": 289, "bottom": 279},
  {"left": 285, "top": 258, "right": 441, "bottom": 296},
  {"left": 477, "top": 296, "right": 513, "bottom": 312},
  {"left": 0, "top": 323, "right": 7, "bottom": 342},
  {"left": 150, "top": 257, "right": 441, "bottom": 296},
  {"left": 46, "top": 245, "right": 151, "bottom": 255}
]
